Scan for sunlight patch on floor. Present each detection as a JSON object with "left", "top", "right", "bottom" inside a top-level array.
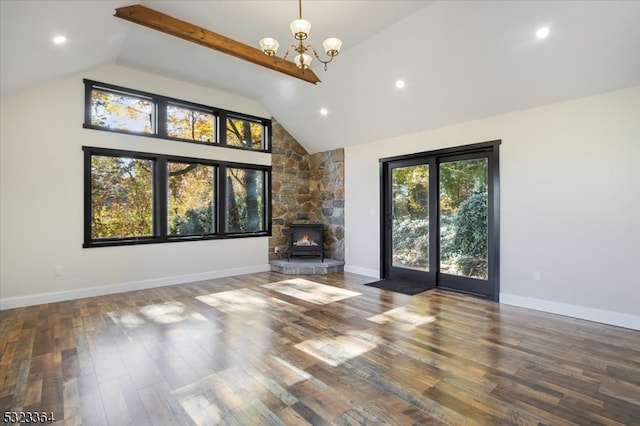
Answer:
[
  {"left": 179, "top": 393, "right": 223, "bottom": 425},
  {"left": 269, "top": 355, "right": 328, "bottom": 389},
  {"left": 294, "top": 334, "right": 378, "bottom": 367},
  {"left": 261, "top": 278, "right": 361, "bottom": 305},
  {"left": 112, "top": 311, "right": 146, "bottom": 328},
  {"left": 367, "top": 306, "right": 437, "bottom": 331},
  {"left": 109, "top": 301, "right": 191, "bottom": 328},
  {"left": 196, "top": 288, "right": 299, "bottom": 315},
  {"left": 140, "top": 302, "right": 188, "bottom": 324}
]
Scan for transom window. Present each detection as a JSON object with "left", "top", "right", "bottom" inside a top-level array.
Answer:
[
  {"left": 89, "top": 88, "right": 155, "bottom": 134},
  {"left": 226, "top": 116, "right": 264, "bottom": 150},
  {"left": 83, "top": 79, "right": 271, "bottom": 152},
  {"left": 84, "top": 146, "right": 271, "bottom": 248},
  {"left": 167, "top": 103, "right": 215, "bottom": 143}
]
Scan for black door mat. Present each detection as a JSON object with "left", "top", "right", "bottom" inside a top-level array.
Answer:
[{"left": 364, "top": 279, "right": 432, "bottom": 295}]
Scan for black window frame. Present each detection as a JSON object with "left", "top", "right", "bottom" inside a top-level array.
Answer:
[
  {"left": 83, "top": 146, "right": 272, "bottom": 248},
  {"left": 83, "top": 79, "right": 272, "bottom": 153}
]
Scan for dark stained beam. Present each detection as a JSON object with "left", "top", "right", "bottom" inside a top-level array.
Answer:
[{"left": 114, "top": 4, "right": 321, "bottom": 85}]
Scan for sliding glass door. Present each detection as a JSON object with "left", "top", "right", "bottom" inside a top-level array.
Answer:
[
  {"left": 438, "top": 155, "right": 495, "bottom": 297},
  {"left": 381, "top": 141, "right": 500, "bottom": 300},
  {"left": 383, "top": 158, "right": 436, "bottom": 287}
]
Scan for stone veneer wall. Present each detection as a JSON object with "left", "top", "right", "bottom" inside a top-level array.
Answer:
[{"left": 270, "top": 120, "right": 345, "bottom": 261}]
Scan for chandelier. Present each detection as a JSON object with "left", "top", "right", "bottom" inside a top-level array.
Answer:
[{"left": 259, "top": 0, "right": 342, "bottom": 71}]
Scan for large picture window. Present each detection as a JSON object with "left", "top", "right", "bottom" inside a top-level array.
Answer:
[
  {"left": 225, "top": 167, "right": 264, "bottom": 233},
  {"left": 91, "top": 155, "right": 154, "bottom": 239},
  {"left": 83, "top": 147, "right": 271, "bottom": 248},
  {"left": 168, "top": 162, "right": 215, "bottom": 236},
  {"left": 83, "top": 79, "right": 271, "bottom": 152}
]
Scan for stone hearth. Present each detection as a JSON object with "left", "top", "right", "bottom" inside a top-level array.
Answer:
[{"left": 270, "top": 258, "right": 345, "bottom": 275}]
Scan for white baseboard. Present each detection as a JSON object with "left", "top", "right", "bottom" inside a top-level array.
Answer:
[
  {"left": 344, "top": 265, "right": 379, "bottom": 279},
  {"left": 500, "top": 293, "right": 640, "bottom": 331},
  {"left": 0, "top": 264, "right": 271, "bottom": 310}
]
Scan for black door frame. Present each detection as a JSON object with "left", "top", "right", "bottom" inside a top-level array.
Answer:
[{"left": 380, "top": 140, "right": 501, "bottom": 301}]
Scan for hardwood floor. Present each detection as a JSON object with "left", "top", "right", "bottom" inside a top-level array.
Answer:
[{"left": 1, "top": 272, "right": 639, "bottom": 425}]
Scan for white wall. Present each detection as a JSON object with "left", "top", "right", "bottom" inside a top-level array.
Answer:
[
  {"left": 0, "top": 65, "right": 272, "bottom": 308},
  {"left": 2, "top": 65, "right": 638, "bottom": 329},
  {"left": 345, "top": 86, "right": 640, "bottom": 329}
]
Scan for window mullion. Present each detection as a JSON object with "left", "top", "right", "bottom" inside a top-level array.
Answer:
[
  {"left": 156, "top": 97, "right": 167, "bottom": 138},
  {"left": 217, "top": 165, "right": 227, "bottom": 235},
  {"left": 212, "top": 165, "right": 219, "bottom": 234},
  {"left": 264, "top": 120, "right": 272, "bottom": 151},
  {"left": 83, "top": 150, "right": 93, "bottom": 248},
  {"left": 156, "top": 157, "right": 168, "bottom": 240},
  {"left": 83, "top": 83, "right": 93, "bottom": 129},
  {"left": 264, "top": 170, "right": 272, "bottom": 234},
  {"left": 218, "top": 111, "right": 227, "bottom": 147}
]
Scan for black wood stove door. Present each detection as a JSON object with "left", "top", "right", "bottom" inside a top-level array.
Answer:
[{"left": 288, "top": 224, "right": 323, "bottom": 261}]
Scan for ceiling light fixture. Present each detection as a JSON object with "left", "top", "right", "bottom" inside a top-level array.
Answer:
[
  {"left": 259, "top": 0, "right": 342, "bottom": 71},
  {"left": 536, "top": 26, "right": 550, "bottom": 39},
  {"left": 52, "top": 35, "right": 67, "bottom": 45}
]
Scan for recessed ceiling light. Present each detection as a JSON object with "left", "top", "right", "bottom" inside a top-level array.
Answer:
[
  {"left": 320, "top": 108, "right": 328, "bottom": 116},
  {"left": 53, "top": 35, "right": 67, "bottom": 45},
  {"left": 395, "top": 80, "right": 406, "bottom": 89},
  {"left": 536, "top": 26, "right": 550, "bottom": 39}
]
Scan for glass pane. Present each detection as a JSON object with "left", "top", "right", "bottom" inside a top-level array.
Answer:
[
  {"left": 392, "top": 164, "right": 429, "bottom": 271},
  {"left": 91, "top": 155, "right": 153, "bottom": 239},
  {"left": 226, "top": 168, "right": 264, "bottom": 233},
  {"left": 167, "top": 104, "right": 215, "bottom": 143},
  {"left": 90, "top": 88, "right": 154, "bottom": 133},
  {"left": 226, "top": 117, "right": 263, "bottom": 150},
  {"left": 439, "top": 158, "right": 488, "bottom": 279},
  {"left": 168, "top": 162, "right": 215, "bottom": 236}
]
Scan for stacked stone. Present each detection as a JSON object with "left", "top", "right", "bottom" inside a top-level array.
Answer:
[{"left": 270, "top": 121, "right": 345, "bottom": 261}]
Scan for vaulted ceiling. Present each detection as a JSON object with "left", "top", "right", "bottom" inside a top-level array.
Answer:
[{"left": 2, "top": 1, "right": 639, "bottom": 153}]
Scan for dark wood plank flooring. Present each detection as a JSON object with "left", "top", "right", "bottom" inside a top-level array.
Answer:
[{"left": 1, "top": 272, "right": 639, "bottom": 425}]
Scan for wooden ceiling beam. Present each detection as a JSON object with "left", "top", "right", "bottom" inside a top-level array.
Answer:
[{"left": 114, "top": 4, "right": 321, "bottom": 85}]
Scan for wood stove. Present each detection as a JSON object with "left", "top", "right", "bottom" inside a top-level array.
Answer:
[{"left": 287, "top": 224, "right": 323, "bottom": 261}]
